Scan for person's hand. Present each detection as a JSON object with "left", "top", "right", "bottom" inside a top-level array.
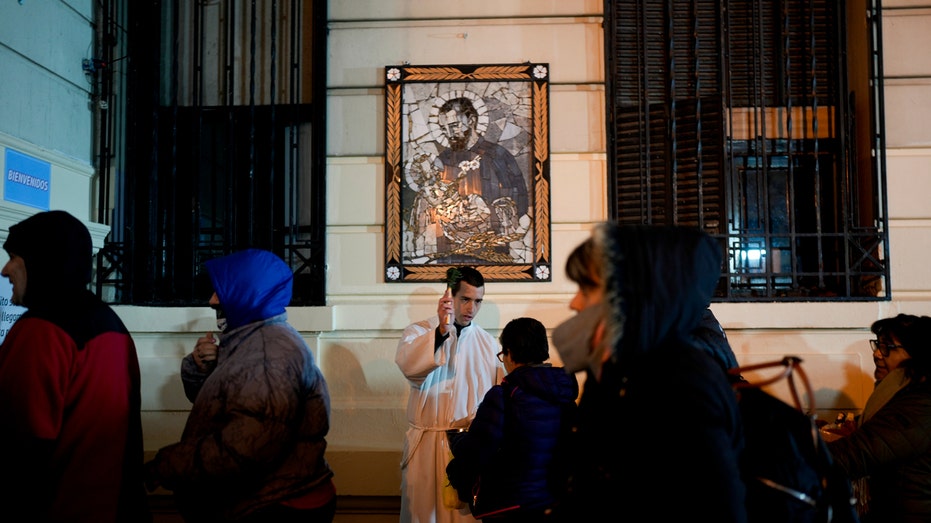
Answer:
[
  {"left": 437, "top": 288, "right": 453, "bottom": 335},
  {"left": 193, "top": 332, "right": 219, "bottom": 372},
  {"left": 819, "top": 418, "right": 856, "bottom": 442}
]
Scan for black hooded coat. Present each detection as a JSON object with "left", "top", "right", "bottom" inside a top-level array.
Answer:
[
  {"left": 0, "top": 210, "right": 148, "bottom": 523},
  {"left": 560, "top": 224, "right": 747, "bottom": 522}
]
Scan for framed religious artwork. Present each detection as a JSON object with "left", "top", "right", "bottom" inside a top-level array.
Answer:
[{"left": 383, "top": 63, "right": 551, "bottom": 283}]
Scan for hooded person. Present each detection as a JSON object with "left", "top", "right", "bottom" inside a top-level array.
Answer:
[
  {"left": 144, "top": 248, "right": 337, "bottom": 523},
  {"left": 0, "top": 210, "right": 149, "bottom": 523},
  {"left": 552, "top": 223, "right": 747, "bottom": 522}
]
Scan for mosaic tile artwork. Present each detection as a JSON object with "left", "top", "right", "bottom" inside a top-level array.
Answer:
[{"left": 384, "top": 64, "right": 551, "bottom": 283}]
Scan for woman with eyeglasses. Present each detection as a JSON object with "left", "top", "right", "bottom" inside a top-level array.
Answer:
[{"left": 825, "top": 313, "right": 931, "bottom": 522}]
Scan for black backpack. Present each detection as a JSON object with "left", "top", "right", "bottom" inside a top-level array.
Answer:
[{"left": 731, "top": 357, "right": 859, "bottom": 523}]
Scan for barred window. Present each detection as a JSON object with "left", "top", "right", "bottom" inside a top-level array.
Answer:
[
  {"left": 92, "top": 0, "right": 327, "bottom": 306},
  {"left": 604, "top": 0, "right": 888, "bottom": 301}
]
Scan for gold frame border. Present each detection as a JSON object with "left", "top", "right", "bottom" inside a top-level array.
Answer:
[{"left": 383, "top": 63, "right": 551, "bottom": 283}]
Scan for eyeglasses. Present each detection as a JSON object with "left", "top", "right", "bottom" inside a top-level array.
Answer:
[
  {"left": 869, "top": 339, "right": 906, "bottom": 357},
  {"left": 496, "top": 351, "right": 505, "bottom": 362}
]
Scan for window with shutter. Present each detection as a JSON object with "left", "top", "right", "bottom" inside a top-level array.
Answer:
[
  {"left": 605, "top": 0, "right": 888, "bottom": 300},
  {"left": 92, "top": 0, "right": 328, "bottom": 305}
]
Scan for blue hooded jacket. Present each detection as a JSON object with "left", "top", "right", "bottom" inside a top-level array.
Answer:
[
  {"left": 153, "top": 248, "right": 334, "bottom": 521},
  {"left": 206, "top": 249, "right": 292, "bottom": 330}
]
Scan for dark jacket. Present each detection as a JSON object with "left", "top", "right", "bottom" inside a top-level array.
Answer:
[
  {"left": 0, "top": 210, "right": 148, "bottom": 523},
  {"left": 694, "top": 308, "right": 740, "bottom": 372},
  {"left": 447, "top": 364, "right": 579, "bottom": 519},
  {"left": 562, "top": 224, "right": 747, "bottom": 522},
  {"left": 828, "top": 379, "right": 931, "bottom": 522},
  {"left": 149, "top": 249, "right": 334, "bottom": 522}
]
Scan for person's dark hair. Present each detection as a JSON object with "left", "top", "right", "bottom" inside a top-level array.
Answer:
[
  {"left": 872, "top": 313, "right": 931, "bottom": 378},
  {"left": 565, "top": 237, "right": 601, "bottom": 291},
  {"left": 451, "top": 266, "right": 484, "bottom": 295},
  {"left": 500, "top": 317, "right": 549, "bottom": 365}
]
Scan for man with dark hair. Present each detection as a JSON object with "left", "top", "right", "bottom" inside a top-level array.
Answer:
[
  {"left": 396, "top": 265, "right": 504, "bottom": 523},
  {"left": 447, "top": 317, "right": 579, "bottom": 522},
  {"left": 434, "top": 97, "right": 530, "bottom": 259},
  {"left": 436, "top": 97, "right": 529, "bottom": 218},
  {"left": 0, "top": 210, "right": 149, "bottom": 523}
]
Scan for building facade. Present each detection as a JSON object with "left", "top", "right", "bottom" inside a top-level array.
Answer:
[{"left": 1, "top": 0, "right": 930, "bottom": 499}]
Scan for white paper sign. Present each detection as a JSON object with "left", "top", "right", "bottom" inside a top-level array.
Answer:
[{"left": 0, "top": 277, "right": 26, "bottom": 343}]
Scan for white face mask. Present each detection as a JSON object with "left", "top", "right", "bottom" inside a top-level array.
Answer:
[
  {"left": 552, "top": 303, "right": 612, "bottom": 375},
  {"left": 214, "top": 306, "right": 228, "bottom": 333}
]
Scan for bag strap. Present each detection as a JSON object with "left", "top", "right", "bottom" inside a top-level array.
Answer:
[{"left": 729, "top": 356, "right": 815, "bottom": 414}]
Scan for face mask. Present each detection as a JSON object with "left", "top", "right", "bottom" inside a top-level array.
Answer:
[
  {"left": 213, "top": 305, "right": 228, "bottom": 333},
  {"left": 552, "top": 302, "right": 611, "bottom": 374}
]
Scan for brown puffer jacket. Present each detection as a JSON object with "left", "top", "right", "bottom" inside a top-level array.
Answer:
[
  {"left": 158, "top": 315, "right": 334, "bottom": 521},
  {"left": 149, "top": 250, "right": 333, "bottom": 522}
]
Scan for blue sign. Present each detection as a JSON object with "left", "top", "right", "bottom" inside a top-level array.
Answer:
[{"left": 4, "top": 149, "right": 51, "bottom": 210}]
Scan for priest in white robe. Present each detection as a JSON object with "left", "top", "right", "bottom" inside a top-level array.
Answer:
[{"left": 396, "top": 266, "right": 504, "bottom": 523}]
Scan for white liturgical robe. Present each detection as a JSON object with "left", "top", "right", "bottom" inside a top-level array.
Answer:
[{"left": 396, "top": 315, "right": 504, "bottom": 523}]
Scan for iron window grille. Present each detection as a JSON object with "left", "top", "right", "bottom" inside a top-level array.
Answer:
[
  {"left": 90, "top": 0, "right": 327, "bottom": 306},
  {"left": 604, "top": 0, "right": 889, "bottom": 301}
]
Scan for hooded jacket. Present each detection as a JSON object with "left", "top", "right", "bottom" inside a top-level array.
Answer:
[
  {"left": 148, "top": 249, "right": 334, "bottom": 522},
  {"left": 0, "top": 210, "right": 148, "bottom": 523},
  {"left": 556, "top": 223, "right": 747, "bottom": 522}
]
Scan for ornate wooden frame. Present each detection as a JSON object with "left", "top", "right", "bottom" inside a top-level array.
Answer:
[{"left": 383, "top": 63, "right": 551, "bottom": 283}]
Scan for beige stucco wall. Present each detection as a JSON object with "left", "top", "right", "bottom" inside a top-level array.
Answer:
[
  {"left": 318, "top": 0, "right": 931, "bottom": 496},
  {"left": 317, "top": 1, "right": 606, "bottom": 494},
  {"left": 1, "top": 0, "right": 930, "bottom": 499}
]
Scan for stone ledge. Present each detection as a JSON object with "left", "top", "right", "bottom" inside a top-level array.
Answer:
[{"left": 147, "top": 494, "right": 401, "bottom": 515}]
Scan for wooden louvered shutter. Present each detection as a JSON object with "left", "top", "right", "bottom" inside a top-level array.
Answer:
[{"left": 605, "top": 0, "right": 725, "bottom": 233}]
